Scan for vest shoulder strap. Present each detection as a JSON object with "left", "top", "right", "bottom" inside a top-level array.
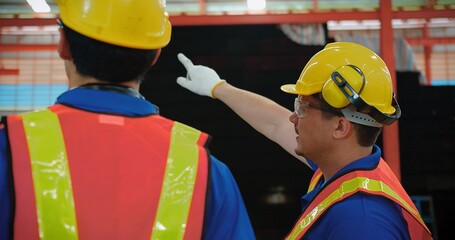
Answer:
[{"left": 286, "top": 159, "right": 432, "bottom": 240}]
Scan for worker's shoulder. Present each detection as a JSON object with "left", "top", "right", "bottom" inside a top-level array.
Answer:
[{"left": 325, "top": 193, "right": 405, "bottom": 225}]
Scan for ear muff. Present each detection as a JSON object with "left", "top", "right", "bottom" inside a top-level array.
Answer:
[
  {"left": 321, "top": 64, "right": 401, "bottom": 126},
  {"left": 321, "top": 65, "right": 365, "bottom": 109}
]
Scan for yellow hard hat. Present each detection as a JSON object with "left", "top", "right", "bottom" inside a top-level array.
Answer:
[
  {"left": 56, "top": 0, "right": 172, "bottom": 50},
  {"left": 281, "top": 42, "right": 400, "bottom": 126}
]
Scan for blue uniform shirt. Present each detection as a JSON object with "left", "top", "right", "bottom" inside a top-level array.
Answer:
[
  {"left": 301, "top": 146, "right": 411, "bottom": 240},
  {"left": 0, "top": 86, "right": 255, "bottom": 240}
]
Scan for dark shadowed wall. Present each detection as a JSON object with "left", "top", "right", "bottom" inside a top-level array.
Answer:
[{"left": 140, "top": 25, "right": 455, "bottom": 240}]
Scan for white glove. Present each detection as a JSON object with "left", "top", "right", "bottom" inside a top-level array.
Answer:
[{"left": 177, "top": 53, "right": 226, "bottom": 98}]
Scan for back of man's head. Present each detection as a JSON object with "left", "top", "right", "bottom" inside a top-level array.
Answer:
[{"left": 56, "top": 0, "right": 172, "bottom": 83}]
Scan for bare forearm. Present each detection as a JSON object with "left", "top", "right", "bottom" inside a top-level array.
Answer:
[
  {"left": 213, "top": 82, "right": 309, "bottom": 166},
  {"left": 176, "top": 53, "right": 308, "bottom": 166},
  {"left": 214, "top": 82, "right": 289, "bottom": 135}
]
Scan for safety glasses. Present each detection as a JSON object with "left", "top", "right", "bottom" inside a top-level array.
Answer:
[{"left": 294, "top": 98, "right": 341, "bottom": 118}]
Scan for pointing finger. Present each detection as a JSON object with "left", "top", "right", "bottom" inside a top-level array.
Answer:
[{"left": 177, "top": 53, "right": 194, "bottom": 69}]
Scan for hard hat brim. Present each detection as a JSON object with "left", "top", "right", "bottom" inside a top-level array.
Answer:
[{"left": 280, "top": 84, "right": 299, "bottom": 94}]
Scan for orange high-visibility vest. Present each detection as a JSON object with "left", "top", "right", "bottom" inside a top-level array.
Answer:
[
  {"left": 286, "top": 159, "right": 432, "bottom": 240},
  {"left": 7, "top": 104, "right": 209, "bottom": 240}
]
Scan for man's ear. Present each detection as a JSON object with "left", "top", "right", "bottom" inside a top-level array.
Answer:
[
  {"left": 333, "top": 117, "right": 352, "bottom": 139},
  {"left": 58, "top": 28, "right": 72, "bottom": 60},
  {"left": 150, "top": 48, "right": 162, "bottom": 66}
]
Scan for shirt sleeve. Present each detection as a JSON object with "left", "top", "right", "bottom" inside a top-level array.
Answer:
[
  {"left": 203, "top": 155, "right": 256, "bottom": 240},
  {"left": 303, "top": 193, "right": 410, "bottom": 240},
  {"left": 0, "top": 122, "right": 13, "bottom": 240}
]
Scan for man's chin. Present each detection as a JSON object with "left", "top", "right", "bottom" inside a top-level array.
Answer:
[{"left": 295, "top": 149, "right": 306, "bottom": 158}]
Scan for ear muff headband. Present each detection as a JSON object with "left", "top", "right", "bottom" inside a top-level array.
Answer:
[{"left": 325, "top": 65, "right": 401, "bottom": 126}]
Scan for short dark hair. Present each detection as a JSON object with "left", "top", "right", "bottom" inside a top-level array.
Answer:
[
  {"left": 316, "top": 93, "right": 382, "bottom": 147},
  {"left": 62, "top": 24, "right": 158, "bottom": 83},
  {"left": 351, "top": 122, "right": 382, "bottom": 147}
]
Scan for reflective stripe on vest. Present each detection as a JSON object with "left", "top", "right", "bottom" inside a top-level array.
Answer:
[
  {"left": 307, "top": 170, "right": 323, "bottom": 193},
  {"left": 285, "top": 159, "right": 432, "bottom": 240},
  {"left": 19, "top": 109, "right": 205, "bottom": 240},
  {"left": 151, "top": 121, "right": 203, "bottom": 240},
  {"left": 22, "top": 109, "right": 79, "bottom": 239}
]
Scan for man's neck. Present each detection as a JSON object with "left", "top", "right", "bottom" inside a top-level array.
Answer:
[
  {"left": 69, "top": 76, "right": 140, "bottom": 91},
  {"left": 317, "top": 145, "right": 373, "bottom": 181}
]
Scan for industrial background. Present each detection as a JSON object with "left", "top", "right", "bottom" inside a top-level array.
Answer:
[{"left": 1, "top": 0, "right": 454, "bottom": 239}]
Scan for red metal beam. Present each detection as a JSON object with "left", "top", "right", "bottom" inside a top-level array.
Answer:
[
  {"left": 0, "top": 44, "right": 57, "bottom": 51},
  {"left": 169, "top": 10, "right": 380, "bottom": 26},
  {"left": 423, "top": 23, "right": 432, "bottom": 85},
  {"left": 0, "top": 68, "right": 19, "bottom": 75},
  {"left": 406, "top": 37, "right": 455, "bottom": 45},
  {"left": 0, "top": 8, "right": 453, "bottom": 27},
  {"left": 313, "top": 0, "right": 319, "bottom": 11},
  {"left": 393, "top": 7, "right": 455, "bottom": 19},
  {"left": 405, "top": 32, "right": 455, "bottom": 86},
  {"left": 0, "top": 18, "right": 57, "bottom": 27},
  {"left": 380, "top": 0, "right": 401, "bottom": 181},
  {"left": 198, "top": 0, "right": 207, "bottom": 14}
]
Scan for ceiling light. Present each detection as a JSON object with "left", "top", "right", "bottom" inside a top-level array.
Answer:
[
  {"left": 247, "top": 0, "right": 266, "bottom": 10},
  {"left": 26, "top": 0, "right": 51, "bottom": 13}
]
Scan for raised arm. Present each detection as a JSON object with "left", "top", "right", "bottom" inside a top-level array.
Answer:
[{"left": 177, "top": 53, "right": 309, "bottom": 167}]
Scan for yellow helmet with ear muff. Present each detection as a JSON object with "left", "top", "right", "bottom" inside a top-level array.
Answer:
[{"left": 281, "top": 42, "right": 400, "bottom": 126}]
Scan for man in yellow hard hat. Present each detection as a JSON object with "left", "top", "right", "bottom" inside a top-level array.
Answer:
[
  {"left": 176, "top": 42, "right": 433, "bottom": 239},
  {"left": 0, "top": 1, "right": 255, "bottom": 239}
]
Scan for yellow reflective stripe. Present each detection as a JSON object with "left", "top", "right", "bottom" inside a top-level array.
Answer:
[
  {"left": 307, "top": 171, "right": 323, "bottom": 193},
  {"left": 287, "top": 177, "right": 422, "bottom": 240},
  {"left": 22, "top": 109, "right": 78, "bottom": 240},
  {"left": 151, "top": 122, "right": 201, "bottom": 240}
]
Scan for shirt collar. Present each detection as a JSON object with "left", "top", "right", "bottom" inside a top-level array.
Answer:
[
  {"left": 301, "top": 145, "right": 382, "bottom": 210},
  {"left": 341, "top": 145, "right": 382, "bottom": 171},
  {"left": 55, "top": 86, "right": 159, "bottom": 116}
]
